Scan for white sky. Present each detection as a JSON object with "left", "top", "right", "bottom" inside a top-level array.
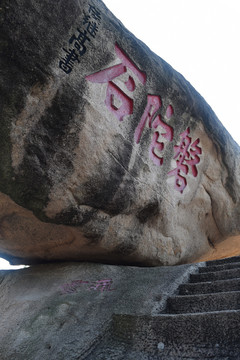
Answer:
[
  {"left": 0, "top": 0, "right": 239, "bottom": 270},
  {"left": 104, "top": 0, "right": 240, "bottom": 145},
  {"left": 0, "top": 258, "right": 27, "bottom": 270}
]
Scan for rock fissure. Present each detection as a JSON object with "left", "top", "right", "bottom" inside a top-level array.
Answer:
[
  {"left": 107, "top": 149, "right": 174, "bottom": 209},
  {"left": 202, "top": 184, "right": 223, "bottom": 238}
]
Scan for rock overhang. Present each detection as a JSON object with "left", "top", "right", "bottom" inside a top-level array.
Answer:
[{"left": 0, "top": 0, "right": 240, "bottom": 266}]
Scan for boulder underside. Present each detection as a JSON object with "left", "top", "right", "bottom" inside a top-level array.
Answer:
[{"left": 0, "top": 0, "right": 240, "bottom": 265}]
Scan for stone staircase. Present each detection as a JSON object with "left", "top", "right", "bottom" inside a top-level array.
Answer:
[
  {"left": 156, "top": 255, "right": 240, "bottom": 359},
  {"left": 167, "top": 255, "right": 240, "bottom": 314},
  {"left": 85, "top": 256, "right": 240, "bottom": 359}
]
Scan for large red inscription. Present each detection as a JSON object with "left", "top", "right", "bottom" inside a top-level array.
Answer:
[
  {"left": 86, "top": 43, "right": 146, "bottom": 121},
  {"left": 168, "top": 128, "right": 202, "bottom": 193},
  {"left": 86, "top": 43, "right": 202, "bottom": 193}
]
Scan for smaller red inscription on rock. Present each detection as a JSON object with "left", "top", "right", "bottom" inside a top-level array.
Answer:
[
  {"left": 88, "top": 279, "right": 115, "bottom": 292},
  {"left": 60, "top": 279, "right": 115, "bottom": 294},
  {"left": 60, "top": 280, "right": 89, "bottom": 294},
  {"left": 168, "top": 127, "right": 202, "bottom": 193}
]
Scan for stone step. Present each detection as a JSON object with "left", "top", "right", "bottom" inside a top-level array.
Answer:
[
  {"left": 199, "top": 262, "right": 240, "bottom": 273},
  {"left": 87, "top": 335, "right": 240, "bottom": 360},
  {"left": 111, "top": 310, "right": 240, "bottom": 348},
  {"left": 179, "top": 277, "right": 240, "bottom": 295},
  {"left": 87, "top": 310, "right": 240, "bottom": 359},
  {"left": 190, "top": 267, "right": 240, "bottom": 283},
  {"left": 206, "top": 256, "right": 240, "bottom": 266},
  {"left": 166, "top": 291, "right": 240, "bottom": 314}
]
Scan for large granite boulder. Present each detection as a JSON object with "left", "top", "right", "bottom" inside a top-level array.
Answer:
[{"left": 0, "top": 0, "right": 240, "bottom": 265}]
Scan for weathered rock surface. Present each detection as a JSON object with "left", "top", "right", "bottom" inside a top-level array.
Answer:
[
  {"left": 195, "top": 235, "right": 240, "bottom": 263},
  {"left": 0, "top": 0, "right": 240, "bottom": 265},
  {"left": 0, "top": 262, "right": 200, "bottom": 360},
  {"left": 1, "top": 260, "right": 240, "bottom": 360}
]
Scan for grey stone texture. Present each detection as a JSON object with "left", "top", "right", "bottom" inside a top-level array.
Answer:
[
  {"left": 1, "top": 258, "right": 240, "bottom": 359},
  {"left": 0, "top": 262, "right": 197, "bottom": 360},
  {"left": 1, "top": 0, "right": 240, "bottom": 266}
]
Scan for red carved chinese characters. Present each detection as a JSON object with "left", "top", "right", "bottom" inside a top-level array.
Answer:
[
  {"left": 86, "top": 43, "right": 146, "bottom": 121},
  {"left": 149, "top": 104, "right": 174, "bottom": 166},
  {"left": 86, "top": 44, "right": 202, "bottom": 193},
  {"left": 134, "top": 97, "right": 174, "bottom": 166},
  {"left": 60, "top": 279, "right": 115, "bottom": 294},
  {"left": 89, "top": 279, "right": 115, "bottom": 292},
  {"left": 134, "top": 95, "right": 161, "bottom": 143},
  {"left": 168, "top": 127, "right": 202, "bottom": 193},
  {"left": 60, "top": 280, "right": 89, "bottom": 294}
]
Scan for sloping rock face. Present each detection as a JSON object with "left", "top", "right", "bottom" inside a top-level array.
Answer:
[
  {"left": 0, "top": 0, "right": 240, "bottom": 265},
  {"left": 1, "top": 262, "right": 240, "bottom": 360},
  {"left": 0, "top": 262, "right": 199, "bottom": 360}
]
